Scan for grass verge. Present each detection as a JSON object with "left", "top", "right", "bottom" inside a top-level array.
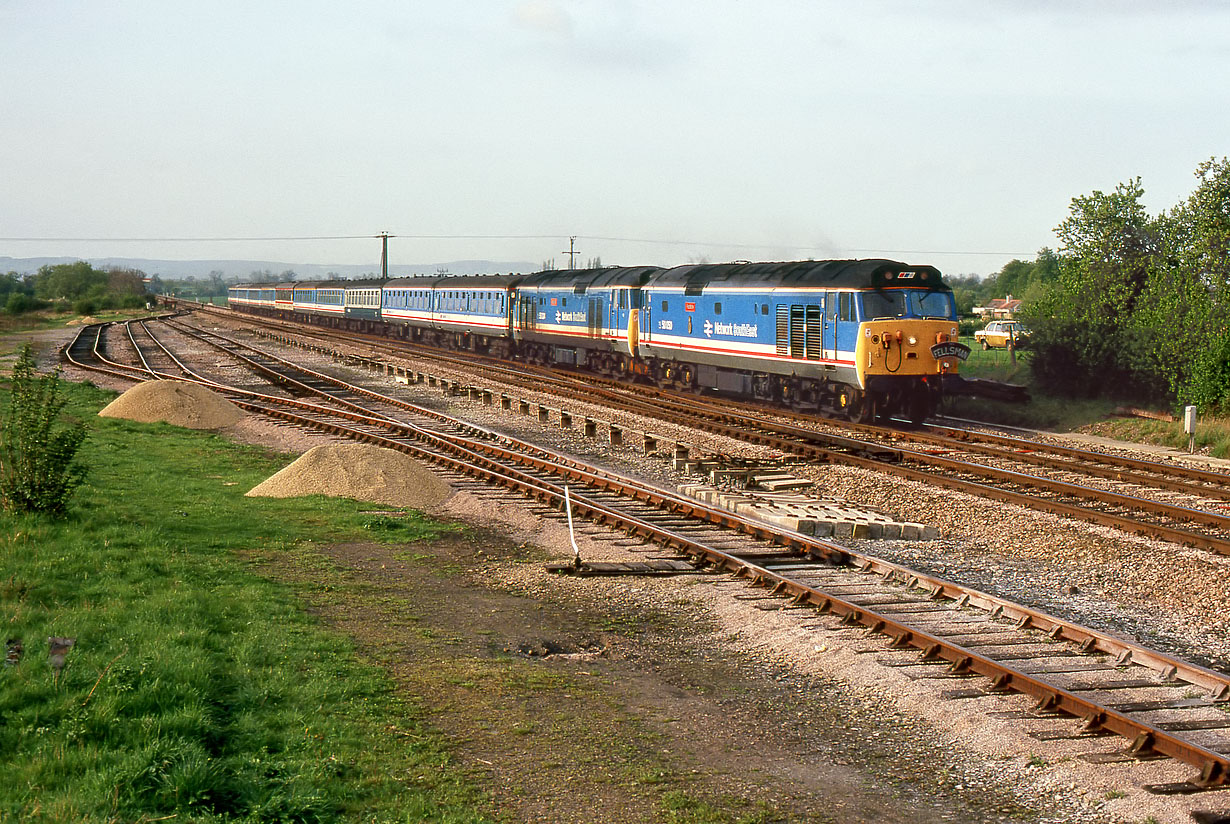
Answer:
[
  {"left": 950, "top": 340, "right": 1230, "bottom": 456},
  {"left": 0, "top": 380, "right": 492, "bottom": 823}
]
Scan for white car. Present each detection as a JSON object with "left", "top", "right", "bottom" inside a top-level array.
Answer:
[{"left": 974, "top": 320, "right": 1029, "bottom": 350}]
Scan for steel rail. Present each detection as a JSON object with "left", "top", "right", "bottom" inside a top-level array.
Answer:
[
  {"left": 534, "top": 382, "right": 1230, "bottom": 553},
  {"left": 923, "top": 421, "right": 1230, "bottom": 489}
]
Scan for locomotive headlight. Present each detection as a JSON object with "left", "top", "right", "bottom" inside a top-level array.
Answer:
[{"left": 907, "top": 335, "right": 918, "bottom": 346}]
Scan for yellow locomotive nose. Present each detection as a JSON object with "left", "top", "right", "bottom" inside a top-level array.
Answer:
[{"left": 858, "top": 318, "right": 962, "bottom": 380}]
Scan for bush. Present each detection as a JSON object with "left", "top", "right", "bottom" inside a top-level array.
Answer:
[
  {"left": 1182, "top": 333, "right": 1230, "bottom": 415},
  {"left": 0, "top": 344, "right": 88, "bottom": 515},
  {"left": 3, "top": 293, "right": 49, "bottom": 315},
  {"left": 72, "top": 298, "right": 97, "bottom": 316}
]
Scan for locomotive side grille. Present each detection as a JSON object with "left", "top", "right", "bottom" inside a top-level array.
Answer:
[
  {"left": 776, "top": 304, "right": 789, "bottom": 356},
  {"left": 804, "top": 305, "right": 821, "bottom": 360},
  {"left": 789, "top": 305, "right": 805, "bottom": 359}
]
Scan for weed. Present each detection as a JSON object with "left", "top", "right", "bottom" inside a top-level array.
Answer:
[{"left": 0, "top": 343, "right": 88, "bottom": 514}]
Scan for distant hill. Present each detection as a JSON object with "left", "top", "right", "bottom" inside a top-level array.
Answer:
[{"left": 0, "top": 256, "right": 537, "bottom": 280}]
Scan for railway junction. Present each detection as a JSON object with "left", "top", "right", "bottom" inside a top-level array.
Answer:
[{"left": 46, "top": 308, "right": 1230, "bottom": 824}]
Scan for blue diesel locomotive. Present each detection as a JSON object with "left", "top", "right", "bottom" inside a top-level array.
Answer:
[{"left": 228, "top": 258, "right": 968, "bottom": 421}]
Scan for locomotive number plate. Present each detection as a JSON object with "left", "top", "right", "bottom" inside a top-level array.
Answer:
[{"left": 930, "top": 341, "right": 971, "bottom": 361}]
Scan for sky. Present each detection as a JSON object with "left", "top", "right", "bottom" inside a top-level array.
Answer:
[{"left": 2, "top": 1, "right": 1228, "bottom": 278}]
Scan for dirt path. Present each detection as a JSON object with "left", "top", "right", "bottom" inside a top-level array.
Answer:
[{"left": 249, "top": 522, "right": 1064, "bottom": 823}]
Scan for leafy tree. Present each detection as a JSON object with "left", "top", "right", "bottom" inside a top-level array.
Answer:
[
  {"left": 105, "top": 266, "right": 148, "bottom": 297},
  {"left": 1025, "top": 161, "right": 1230, "bottom": 412},
  {"left": 31, "top": 260, "right": 107, "bottom": 301},
  {"left": 0, "top": 344, "right": 87, "bottom": 515},
  {"left": 1163, "top": 157, "right": 1230, "bottom": 409},
  {"left": 1024, "top": 179, "right": 1164, "bottom": 398}
]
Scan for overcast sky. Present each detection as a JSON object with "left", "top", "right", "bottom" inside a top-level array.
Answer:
[{"left": 2, "top": 1, "right": 1227, "bottom": 277}]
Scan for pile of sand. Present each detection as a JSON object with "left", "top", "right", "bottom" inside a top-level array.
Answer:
[
  {"left": 246, "top": 443, "right": 453, "bottom": 510},
  {"left": 98, "top": 380, "right": 245, "bottom": 429}
]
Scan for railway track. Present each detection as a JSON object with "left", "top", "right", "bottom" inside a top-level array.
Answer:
[
  {"left": 63, "top": 317, "right": 1230, "bottom": 794},
  {"left": 193, "top": 306, "right": 1230, "bottom": 556}
]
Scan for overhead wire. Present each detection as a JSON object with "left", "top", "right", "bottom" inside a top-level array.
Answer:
[{"left": 0, "top": 232, "right": 1036, "bottom": 259}]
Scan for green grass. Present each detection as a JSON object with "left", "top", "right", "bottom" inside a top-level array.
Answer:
[
  {"left": 948, "top": 338, "right": 1230, "bottom": 455},
  {"left": 0, "top": 381, "right": 492, "bottom": 823}
]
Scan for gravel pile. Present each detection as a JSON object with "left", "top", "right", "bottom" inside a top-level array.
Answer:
[
  {"left": 97, "top": 380, "right": 245, "bottom": 429},
  {"left": 246, "top": 442, "right": 453, "bottom": 510}
]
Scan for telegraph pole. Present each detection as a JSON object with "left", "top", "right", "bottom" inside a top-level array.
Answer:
[
  {"left": 563, "top": 236, "right": 578, "bottom": 269},
  {"left": 378, "top": 231, "right": 389, "bottom": 279}
]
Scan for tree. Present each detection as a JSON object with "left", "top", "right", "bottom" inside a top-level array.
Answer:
[
  {"left": 208, "top": 270, "right": 225, "bottom": 299},
  {"left": 1162, "top": 157, "right": 1230, "bottom": 410},
  {"left": 1024, "top": 179, "right": 1166, "bottom": 398},
  {"left": 1024, "top": 162, "right": 1230, "bottom": 411},
  {"left": 32, "top": 261, "right": 107, "bottom": 301},
  {"left": 0, "top": 344, "right": 87, "bottom": 515},
  {"left": 105, "top": 267, "right": 149, "bottom": 297}
]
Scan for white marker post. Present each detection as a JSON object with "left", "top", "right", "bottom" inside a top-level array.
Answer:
[
  {"left": 564, "top": 485, "right": 582, "bottom": 569},
  {"left": 1184, "top": 405, "right": 1198, "bottom": 454}
]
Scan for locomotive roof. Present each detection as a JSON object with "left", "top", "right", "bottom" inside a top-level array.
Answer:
[
  {"left": 518, "top": 266, "right": 662, "bottom": 291},
  {"left": 645, "top": 259, "right": 948, "bottom": 291},
  {"left": 384, "top": 273, "right": 526, "bottom": 289}
]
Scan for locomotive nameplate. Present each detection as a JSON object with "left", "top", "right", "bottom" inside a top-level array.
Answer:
[{"left": 930, "top": 341, "right": 971, "bottom": 361}]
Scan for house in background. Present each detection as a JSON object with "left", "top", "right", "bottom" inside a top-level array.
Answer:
[{"left": 973, "top": 294, "right": 1023, "bottom": 320}]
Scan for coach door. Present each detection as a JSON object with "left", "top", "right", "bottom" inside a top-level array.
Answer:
[{"left": 516, "top": 294, "right": 536, "bottom": 338}]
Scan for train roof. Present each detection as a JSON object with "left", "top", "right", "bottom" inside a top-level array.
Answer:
[
  {"left": 291, "top": 280, "right": 349, "bottom": 289},
  {"left": 385, "top": 273, "right": 526, "bottom": 289},
  {"left": 645, "top": 259, "right": 948, "bottom": 292},
  {"left": 518, "top": 266, "right": 662, "bottom": 291}
]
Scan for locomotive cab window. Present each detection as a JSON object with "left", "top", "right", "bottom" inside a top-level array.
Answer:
[
  {"left": 714, "top": 302, "right": 722, "bottom": 315},
  {"left": 661, "top": 300, "right": 668, "bottom": 312}
]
